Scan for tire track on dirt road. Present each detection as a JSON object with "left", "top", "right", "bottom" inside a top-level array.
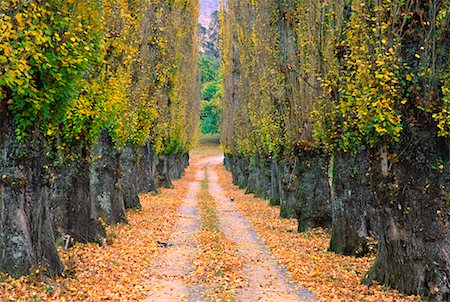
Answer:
[
  {"left": 146, "top": 164, "right": 206, "bottom": 302},
  {"left": 206, "top": 155, "right": 316, "bottom": 302}
]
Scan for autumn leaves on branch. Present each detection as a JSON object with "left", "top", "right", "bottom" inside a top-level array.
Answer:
[
  {"left": 0, "top": 0, "right": 199, "bottom": 277},
  {"left": 220, "top": 0, "right": 450, "bottom": 300}
]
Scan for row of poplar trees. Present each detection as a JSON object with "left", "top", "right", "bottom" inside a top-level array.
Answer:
[
  {"left": 220, "top": 0, "right": 450, "bottom": 300},
  {"left": 0, "top": 0, "right": 199, "bottom": 277}
]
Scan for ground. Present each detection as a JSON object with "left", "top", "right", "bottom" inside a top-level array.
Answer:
[{"left": 0, "top": 138, "right": 420, "bottom": 301}]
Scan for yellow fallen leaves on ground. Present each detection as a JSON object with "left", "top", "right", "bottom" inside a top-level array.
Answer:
[
  {"left": 189, "top": 170, "right": 246, "bottom": 301},
  {"left": 0, "top": 174, "right": 192, "bottom": 302},
  {"left": 0, "top": 140, "right": 422, "bottom": 302},
  {"left": 215, "top": 164, "right": 420, "bottom": 302}
]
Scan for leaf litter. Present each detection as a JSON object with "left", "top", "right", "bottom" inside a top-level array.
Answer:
[
  {"left": 0, "top": 171, "right": 192, "bottom": 301},
  {"left": 0, "top": 141, "right": 422, "bottom": 301},
  {"left": 215, "top": 163, "right": 421, "bottom": 302}
]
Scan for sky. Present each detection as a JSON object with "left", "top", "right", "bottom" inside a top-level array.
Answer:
[{"left": 199, "top": 0, "right": 220, "bottom": 27}]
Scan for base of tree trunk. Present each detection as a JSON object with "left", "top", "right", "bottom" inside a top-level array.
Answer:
[
  {"left": 137, "top": 142, "right": 157, "bottom": 194},
  {"left": 365, "top": 127, "right": 450, "bottom": 301},
  {"left": 156, "top": 155, "right": 174, "bottom": 189},
  {"left": 51, "top": 154, "right": 106, "bottom": 244},
  {"left": 120, "top": 144, "right": 141, "bottom": 209},
  {"left": 269, "top": 159, "right": 281, "bottom": 206},
  {"left": 278, "top": 157, "right": 296, "bottom": 219},
  {"left": 329, "top": 148, "right": 378, "bottom": 256},
  {"left": 0, "top": 112, "right": 63, "bottom": 277},
  {"left": 294, "top": 152, "right": 331, "bottom": 232},
  {"left": 90, "top": 131, "right": 127, "bottom": 225}
]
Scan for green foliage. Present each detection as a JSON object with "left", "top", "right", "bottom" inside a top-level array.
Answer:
[
  {"left": 0, "top": 0, "right": 101, "bottom": 141},
  {"left": 0, "top": 0, "right": 200, "bottom": 156},
  {"left": 203, "top": 81, "right": 220, "bottom": 101},
  {"left": 220, "top": 0, "right": 450, "bottom": 156},
  {"left": 200, "top": 98, "right": 220, "bottom": 134},
  {"left": 199, "top": 55, "right": 220, "bottom": 83},
  {"left": 199, "top": 22, "right": 221, "bottom": 135}
]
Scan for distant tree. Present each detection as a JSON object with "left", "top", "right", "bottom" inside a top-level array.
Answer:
[
  {"left": 199, "top": 55, "right": 221, "bottom": 134},
  {"left": 200, "top": 98, "right": 220, "bottom": 134},
  {"left": 200, "top": 10, "right": 220, "bottom": 58},
  {"left": 205, "top": 11, "right": 220, "bottom": 58},
  {"left": 198, "top": 11, "right": 221, "bottom": 135},
  {"left": 199, "top": 55, "right": 220, "bottom": 83}
]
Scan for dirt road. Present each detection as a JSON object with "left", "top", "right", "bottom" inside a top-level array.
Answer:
[{"left": 146, "top": 146, "right": 315, "bottom": 302}]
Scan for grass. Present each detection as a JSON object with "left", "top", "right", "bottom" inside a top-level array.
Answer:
[
  {"left": 191, "top": 134, "right": 223, "bottom": 157},
  {"left": 190, "top": 168, "right": 244, "bottom": 302}
]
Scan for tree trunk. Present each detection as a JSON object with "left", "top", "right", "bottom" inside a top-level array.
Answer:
[
  {"left": 230, "top": 155, "right": 240, "bottom": 185},
  {"left": 294, "top": 152, "right": 332, "bottom": 232},
  {"left": 137, "top": 142, "right": 157, "bottom": 194},
  {"left": 235, "top": 156, "right": 250, "bottom": 189},
  {"left": 279, "top": 156, "right": 296, "bottom": 218},
  {"left": 329, "top": 147, "right": 378, "bottom": 255},
  {"left": 156, "top": 154, "right": 173, "bottom": 189},
  {"left": 269, "top": 158, "right": 281, "bottom": 206},
  {"left": 365, "top": 127, "right": 450, "bottom": 301},
  {"left": 255, "top": 155, "right": 271, "bottom": 200},
  {"left": 51, "top": 151, "right": 106, "bottom": 244},
  {"left": 224, "top": 153, "right": 233, "bottom": 171},
  {"left": 0, "top": 111, "right": 63, "bottom": 277},
  {"left": 119, "top": 144, "right": 141, "bottom": 209},
  {"left": 168, "top": 153, "right": 186, "bottom": 180},
  {"left": 90, "top": 131, "right": 127, "bottom": 225},
  {"left": 245, "top": 154, "right": 258, "bottom": 194}
]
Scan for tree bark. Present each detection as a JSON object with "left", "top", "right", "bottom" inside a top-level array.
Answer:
[
  {"left": 255, "top": 155, "right": 271, "bottom": 200},
  {"left": 294, "top": 152, "right": 332, "bottom": 232},
  {"left": 137, "top": 142, "right": 157, "bottom": 194},
  {"left": 155, "top": 154, "right": 173, "bottom": 189},
  {"left": 365, "top": 127, "right": 450, "bottom": 301},
  {"left": 279, "top": 156, "right": 296, "bottom": 219},
  {"left": 168, "top": 153, "right": 188, "bottom": 180},
  {"left": 235, "top": 156, "right": 250, "bottom": 189},
  {"left": 51, "top": 151, "right": 106, "bottom": 244},
  {"left": 0, "top": 111, "right": 63, "bottom": 277},
  {"left": 269, "top": 158, "right": 281, "bottom": 206},
  {"left": 245, "top": 154, "right": 259, "bottom": 194},
  {"left": 119, "top": 144, "right": 141, "bottom": 209},
  {"left": 90, "top": 131, "right": 127, "bottom": 225},
  {"left": 224, "top": 153, "right": 233, "bottom": 171},
  {"left": 329, "top": 147, "right": 378, "bottom": 255}
]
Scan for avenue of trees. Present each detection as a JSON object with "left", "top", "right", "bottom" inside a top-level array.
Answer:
[
  {"left": 2, "top": 0, "right": 450, "bottom": 301},
  {"left": 220, "top": 0, "right": 450, "bottom": 300},
  {"left": 0, "top": 0, "right": 199, "bottom": 277}
]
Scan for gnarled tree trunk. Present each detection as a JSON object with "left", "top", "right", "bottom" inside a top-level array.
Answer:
[
  {"left": 235, "top": 156, "right": 250, "bottom": 189},
  {"left": 119, "top": 144, "right": 141, "bottom": 209},
  {"left": 245, "top": 154, "right": 259, "bottom": 194},
  {"left": 269, "top": 158, "right": 281, "bottom": 206},
  {"left": 365, "top": 127, "right": 450, "bottom": 301},
  {"left": 168, "top": 153, "right": 188, "bottom": 180},
  {"left": 294, "top": 152, "right": 331, "bottom": 232},
  {"left": 90, "top": 131, "right": 127, "bottom": 225},
  {"left": 279, "top": 156, "right": 296, "bottom": 218},
  {"left": 155, "top": 154, "right": 173, "bottom": 189},
  {"left": 137, "top": 142, "right": 157, "bottom": 194},
  {"left": 0, "top": 111, "right": 63, "bottom": 277},
  {"left": 224, "top": 153, "right": 233, "bottom": 171},
  {"left": 330, "top": 147, "right": 378, "bottom": 255},
  {"left": 255, "top": 155, "right": 271, "bottom": 200},
  {"left": 51, "top": 151, "right": 105, "bottom": 244}
]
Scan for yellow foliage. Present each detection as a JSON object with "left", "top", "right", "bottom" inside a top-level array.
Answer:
[{"left": 1, "top": 0, "right": 199, "bottom": 153}]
